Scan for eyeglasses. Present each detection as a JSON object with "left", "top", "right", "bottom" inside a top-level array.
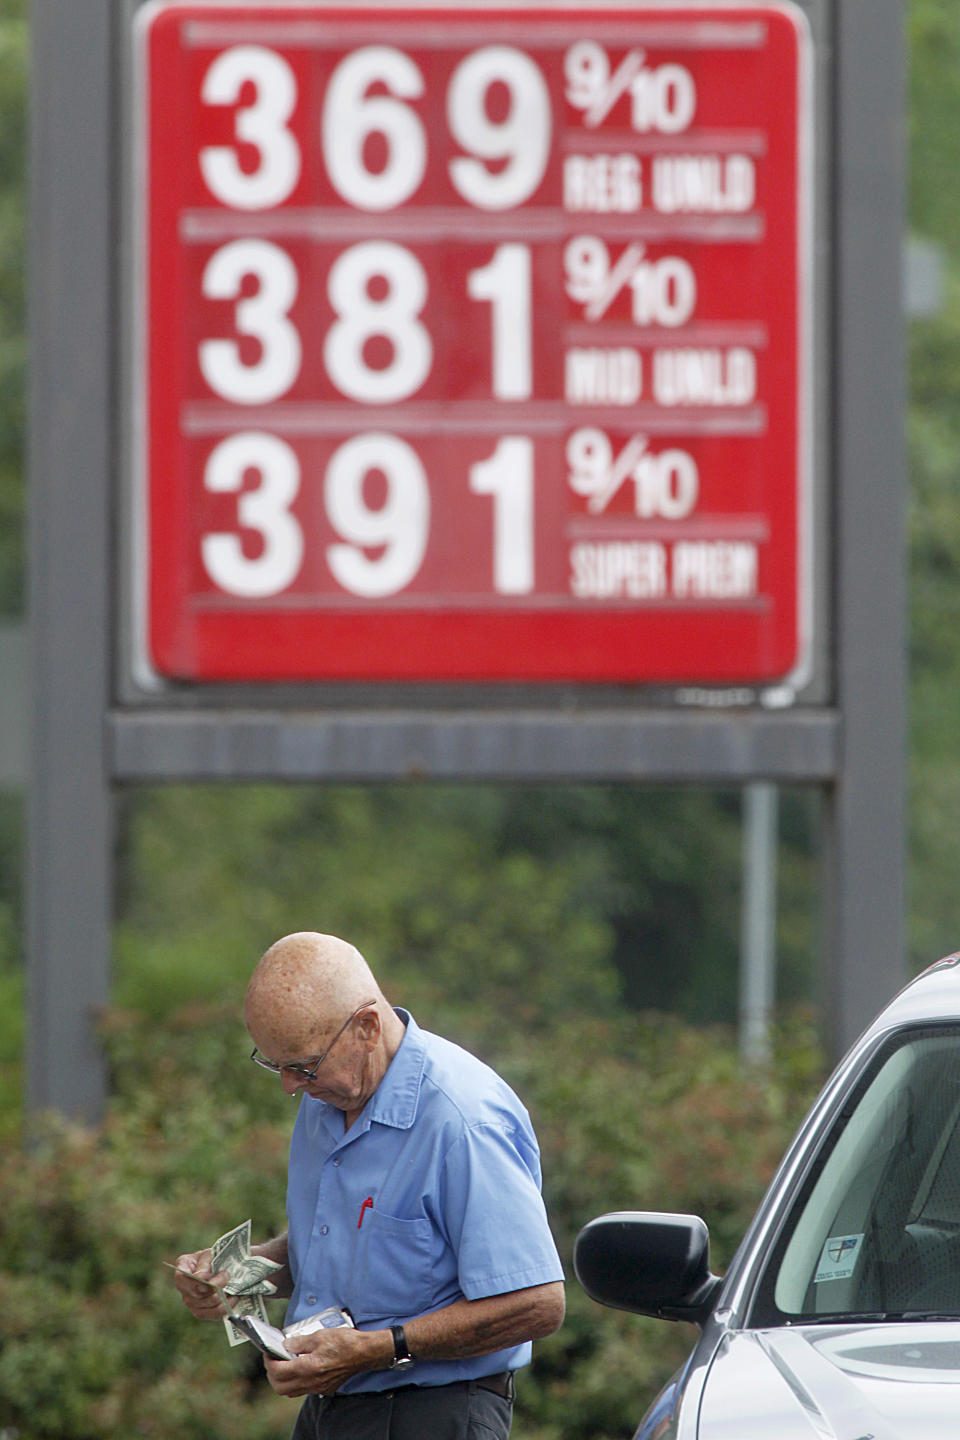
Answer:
[{"left": 250, "top": 1000, "right": 378, "bottom": 1081}]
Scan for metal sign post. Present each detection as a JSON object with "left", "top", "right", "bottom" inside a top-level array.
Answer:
[
  {"left": 28, "top": 0, "right": 905, "bottom": 1118},
  {"left": 27, "top": 0, "right": 115, "bottom": 1117}
]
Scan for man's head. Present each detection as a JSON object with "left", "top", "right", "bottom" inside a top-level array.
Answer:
[{"left": 244, "top": 932, "right": 402, "bottom": 1115}]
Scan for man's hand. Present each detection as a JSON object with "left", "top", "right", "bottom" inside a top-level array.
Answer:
[
  {"left": 264, "top": 1326, "right": 391, "bottom": 1398},
  {"left": 261, "top": 1281, "right": 566, "bottom": 1399},
  {"left": 172, "top": 1248, "right": 230, "bottom": 1320}
]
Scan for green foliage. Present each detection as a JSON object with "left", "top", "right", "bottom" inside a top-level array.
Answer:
[
  {"left": 0, "top": 1104, "right": 292, "bottom": 1440},
  {"left": 114, "top": 782, "right": 820, "bottom": 1033},
  {"left": 907, "top": 0, "right": 960, "bottom": 969},
  {"left": 0, "top": 1003, "right": 824, "bottom": 1440},
  {"left": 113, "top": 784, "right": 621, "bottom": 1032},
  {"left": 909, "top": 0, "right": 960, "bottom": 251},
  {"left": 906, "top": 307, "right": 960, "bottom": 966}
]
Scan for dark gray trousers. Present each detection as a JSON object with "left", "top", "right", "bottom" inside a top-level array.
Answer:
[{"left": 290, "top": 1379, "right": 514, "bottom": 1440}]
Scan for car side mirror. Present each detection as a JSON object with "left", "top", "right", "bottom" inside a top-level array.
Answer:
[{"left": 574, "top": 1211, "right": 722, "bottom": 1325}]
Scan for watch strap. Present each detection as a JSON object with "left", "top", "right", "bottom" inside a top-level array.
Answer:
[{"left": 390, "top": 1323, "right": 414, "bottom": 1368}]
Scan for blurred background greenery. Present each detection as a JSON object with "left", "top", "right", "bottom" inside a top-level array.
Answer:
[{"left": 1, "top": 0, "right": 958, "bottom": 1435}]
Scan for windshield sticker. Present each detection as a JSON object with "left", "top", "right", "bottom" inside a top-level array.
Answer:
[{"left": 814, "top": 1233, "right": 865, "bottom": 1284}]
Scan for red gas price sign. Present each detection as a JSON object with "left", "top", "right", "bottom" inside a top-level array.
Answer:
[{"left": 134, "top": 1, "right": 812, "bottom": 685}]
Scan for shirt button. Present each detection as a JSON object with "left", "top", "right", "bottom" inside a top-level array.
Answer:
[
  {"left": 307, "top": 1295, "right": 317, "bottom": 1305},
  {"left": 333, "top": 1158, "right": 341, "bottom": 1166},
  {"left": 320, "top": 1225, "right": 329, "bottom": 1235}
]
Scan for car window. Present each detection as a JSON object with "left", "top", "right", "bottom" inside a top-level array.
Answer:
[{"left": 754, "top": 1028, "right": 960, "bottom": 1323}]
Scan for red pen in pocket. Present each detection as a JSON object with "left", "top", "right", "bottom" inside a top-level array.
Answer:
[{"left": 358, "top": 1196, "right": 373, "bottom": 1228}]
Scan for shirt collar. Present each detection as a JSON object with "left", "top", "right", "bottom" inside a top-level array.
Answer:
[{"left": 364, "top": 1008, "right": 424, "bottom": 1131}]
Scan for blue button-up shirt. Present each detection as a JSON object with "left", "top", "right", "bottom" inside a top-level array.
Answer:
[{"left": 284, "top": 1010, "right": 564, "bottom": 1392}]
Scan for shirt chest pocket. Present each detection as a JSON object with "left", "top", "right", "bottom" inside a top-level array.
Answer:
[{"left": 353, "top": 1207, "right": 437, "bottom": 1324}]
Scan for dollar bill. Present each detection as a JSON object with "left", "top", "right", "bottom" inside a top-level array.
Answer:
[
  {"left": 209, "top": 1219, "right": 284, "bottom": 1348},
  {"left": 222, "top": 1289, "right": 270, "bottom": 1346}
]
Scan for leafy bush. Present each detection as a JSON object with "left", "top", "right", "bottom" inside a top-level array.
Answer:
[
  {"left": 113, "top": 782, "right": 821, "bottom": 1030},
  {"left": 0, "top": 1003, "right": 823, "bottom": 1440}
]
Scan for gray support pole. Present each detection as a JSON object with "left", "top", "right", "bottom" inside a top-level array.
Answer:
[
  {"left": 27, "top": 0, "right": 115, "bottom": 1117},
  {"left": 739, "top": 783, "right": 778, "bottom": 1067},
  {"left": 825, "top": 0, "right": 907, "bottom": 1055}
]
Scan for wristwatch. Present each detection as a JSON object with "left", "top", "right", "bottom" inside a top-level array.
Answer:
[{"left": 389, "top": 1324, "right": 415, "bottom": 1371}]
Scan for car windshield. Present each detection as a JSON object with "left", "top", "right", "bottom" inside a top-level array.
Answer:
[{"left": 756, "top": 1026, "right": 960, "bottom": 1323}]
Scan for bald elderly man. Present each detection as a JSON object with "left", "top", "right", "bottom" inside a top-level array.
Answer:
[{"left": 174, "top": 932, "right": 565, "bottom": 1440}]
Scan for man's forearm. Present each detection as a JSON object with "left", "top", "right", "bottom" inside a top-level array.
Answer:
[
  {"left": 252, "top": 1232, "right": 293, "bottom": 1298},
  {"left": 404, "top": 1282, "right": 565, "bottom": 1362}
]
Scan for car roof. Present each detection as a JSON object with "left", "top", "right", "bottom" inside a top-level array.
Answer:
[{"left": 860, "top": 952, "right": 960, "bottom": 1045}]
